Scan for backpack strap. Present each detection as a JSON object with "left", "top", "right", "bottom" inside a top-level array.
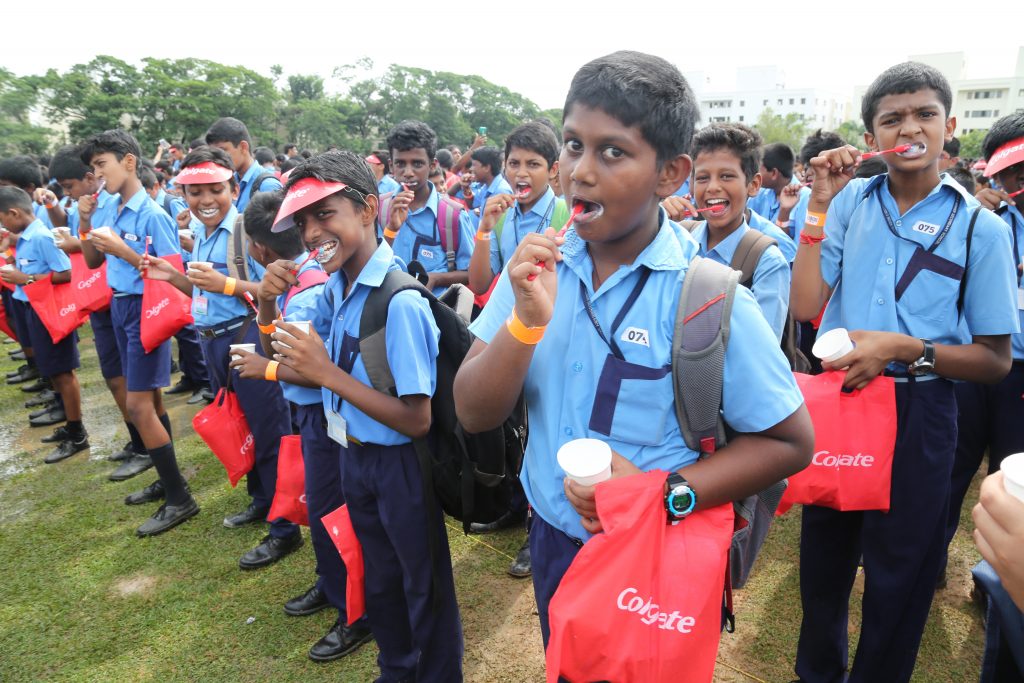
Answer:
[
  {"left": 729, "top": 230, "right": 777, "bottom": 289},
  {"left": 492, "top": 209, "right": 509, "bottom": 242},
  {"left": 281, "top": 268, "right": 329, "bottom": 317},
  {"left": 227, "top": 214, "right": 250, "bottom": 282},
  {"left": 957, "top": 206, "right": 981, "bottom": 319},
  {"left": 162, "top": 193, "right": 175, "bottom": 218},
  {"left": 436, "top": 196, "right": 462, "bottom": 272},
  {"left": 672, "top": 256, "right": 740, "bottom": 456},
  {"left": 247, "top": 171, "right": 275, "bottom": 198},
  {"left": 377, "top": 192, "right": 396, "bottom": 235}
]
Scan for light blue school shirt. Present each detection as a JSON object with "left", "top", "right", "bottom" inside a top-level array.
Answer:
[
  {"left": 471, "top": 174, "right": 513, "bottom": 227},
  {"left": 469, "top": 211, "right": 804, "bottom": 541},
  {"left": 490, "top": 188, "right": 557, "bottom": 274},
  {"left": 67, "top": 190, "right": 118, "bottom": 236},
  {"left": 390, "top": 185, "right": 475, "bottom": 296},
  {"left": 691, "top": 221, "right": 791, "bottom": 341},
  {"left": 154, "top": 188, "right": 187, "bottom": 219},
  {"left": 321, "top": 241, "right": 440, "bottom": 446},
  {"left": 820, "top": 174, "right": 1020, "bottom": 348},
  {"left": 33, "top": 203, "right": 54, "bottom": 230},
  {"left": 105, "top": 188, "right": 181, "bottom": 295},
  {"left": 236, "top": 161, "right": 283, "bottom": 212},
  {"left": 378, "top": 175, "right": 402, "bottom": 197},
  {"left": 13, "top": 219, "right": 72, "bottom": 302},
  {"left": 190, "top": 205, "right": 265, "bottom": 327},
  {"left": 276, "top": 255, "right": 331, "bottom": 406},
  {"left": 672, "top": 178, "right": 691, "bottom": 197},
  {"left": 997, "top": 202, "right": 1024, "bottom": 360},
  {"left": 747, "top": 209, "right": 797, "bottom": 263}
]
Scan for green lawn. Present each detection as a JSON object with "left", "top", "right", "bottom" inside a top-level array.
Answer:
[{"left": 0, "top": 331, "right": 988, "bottom": 682}]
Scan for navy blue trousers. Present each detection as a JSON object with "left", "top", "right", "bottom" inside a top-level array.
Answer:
[
  {"left": 796, "top": 377, "right": 958, "bottom": 683},
  {"left": 201, "top": 322, "right": 296, "bottom": 538},
  {"left": 530, "top": 514, "right": 582, "bottom": 648},
  {"left": 342, "top": 441, "right": 463, "bottom": 683},
  {"left": 174, "top": 324, "right": 209, "bottom": 385}
]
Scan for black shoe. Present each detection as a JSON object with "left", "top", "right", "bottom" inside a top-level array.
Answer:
[
  {"left": 25, "top": 389, "right": 56, "bottom": 408},
  {"left": 468, "top": 509, "right": 528, "bottom": 534},
  {"left": 44, "top": 434, "right": 90, "bottom": 464},
  {"left": 125, "top": 480, "right": 166, "bottom": 505},
  {"left": 41, "top": 425, "right": 71, "bottom": 443},
  {"left": 108, "top": 453, "right": 153, "bottom": 481},
  {"left": 29, "top": 401, "right": 60, "bottom": 419},
  {"left": 508, "top": 541, "right": 532, "bottom": 578},
  {"left": 187, "top": 386, "right": 214, "bottom": 405},
  {"left": 29, "top": 407, "right": 66, "bottom": 427},
  {"left": 6, "top": 363, "right": 28, "bottom": 379},
  {"left": 223, "top": 502, "right": 269, "bottom": 529},
  {"left": 239, "top": 533, "right": 303, "bottom": 570},
  {"left": 108, "top": 442, "right": 136, "bottom": 462},
  {"left": 9, "top": 349, "right": 26, "bottom": 361},
  {"left": 20, "top": 377, "right": 49, "bottom": 393},
  {"left": 136, "top": 496, "right": 199, "bottom": 537},
  {"left": 165, "top": 377, "right": 195, "bottom": 395},
  {"left": 308, "top": 619, "right": 374, "bottom": 662},
  {"left": 284, "top": 585, "right": 329, "bottom": 617},
  {"left": 7, "top": 365, "right": 39, "bottom": 384},
  {"left": 170, "top": 360, "right": 180, "bottom": 374}
]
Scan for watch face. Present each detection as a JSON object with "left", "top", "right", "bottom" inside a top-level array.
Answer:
[{"left": 670, "top": 488, "right": 694, "bottom": 516}]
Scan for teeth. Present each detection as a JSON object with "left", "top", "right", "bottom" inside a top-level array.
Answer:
[
  {"left": 315, "top": 241, "right": 338, "bottom": 263},
  {"left": 198, "top": 208, "right": 218, "bottom": 218},
  {"left": 706, "top": 199, "right": 727, "bottom": 205}
]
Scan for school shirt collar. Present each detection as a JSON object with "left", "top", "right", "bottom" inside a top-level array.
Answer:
[
  {"left": 195, "top": 205, "right": 239, "bottom": 243},
  {"left": 486, "top": 174, "right": 505, "bottom": 196},
  {"left": 121, "top": 187, "right": 149, "bottom": 214},
  {"left": 351, "top": 240, "right": 396, "bottom": 290},
  {"left": 516, "top": 187, "right": 555, "bottom": 221},
  {"left": 691, "top": 220, "right": 751, "bottom": 264},
  {"left": 238, "top": 158, "right": 261, "bottom": 185},
  {"left": 18, "top": 219, "right": 47, "bottom": 245},
  {"left": 864, "top": 172, "right": 973, "bottom": 207}
]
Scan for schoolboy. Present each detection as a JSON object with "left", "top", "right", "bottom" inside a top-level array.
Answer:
[
  {"left": 453, "top": 51, "right": 813, "bottom": 646},
  {"left": 379, "top": 120, "right": 475, "bottom": 296},
  {"left": 463, "top": 145, "right": 512, "bottom": 226},
  {"left": 942, "top": 112, "right": 1024, "bottom": 587},
  {"left": 749, "top": 143, "right": 811, "bottom": 231},
  {"left": 688, "top": 123, "right": 791, "bottom": 341},
  {"left": 77, "top": 129, "right": 197, "bottom": 536},
  {"left": 939, "top": 136, "right": 961, "bottom": 172},
  {"left": 204, "top": 117, "right": 282, "bottom": 211},
  {"left": 229, "top": 189, "right": 372, "bottom": 661},
  {"left": 142, "top": 146, "right": 301, "bottom": 567},
  {"left": 365, "top": 150, "right": 402, "bottom": 196},
  {"left": 789, "top": 62, "right": 1019, "bottom": 683},
  {"left": 0, "top": 155, "right": 57, "bottom": 229},
  {"left": 267, "top": 151, "right": 463, "bottom": 681},
  {"left": 0, "top": 186, "right": 88, "bottom": 464}
]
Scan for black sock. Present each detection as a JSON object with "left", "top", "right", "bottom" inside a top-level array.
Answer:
[
  {"left": 66, "top": 420, "right": 86, "bottom": 439},
  {"left": 148, "top": 442, "right": 189, "bottom": 505},
  {"left": 26, "top": 357, "right": 36, "bottom": 368},
  {"left": 158, "top": 412, "right": 173, "bottom": 442},
  {"left": 126, "top": 422, "right": 146, "bottom": 455}
]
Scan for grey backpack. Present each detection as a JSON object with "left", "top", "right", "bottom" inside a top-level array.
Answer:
[{"left": 672, "top": 255, "right": 788, "bottom": 631}]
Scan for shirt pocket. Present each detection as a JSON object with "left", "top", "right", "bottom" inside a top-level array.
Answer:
[
  {"left": 589, "top": 355, "right": 672, "bottom": 447},
  {"left": 896, "top": 249, "right": 963, "bottom": 323}
]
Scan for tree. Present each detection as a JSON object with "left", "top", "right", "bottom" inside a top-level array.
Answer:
[
  {"left": 958, "top": 129, "right": 986, "bottom": 161},
  {"left": 753, "top": 108, "right": 809, "bottom": 152},
  {"left": 0, "top": 69, "right": 53, "bottom": 156},
  {"left": 835, "top": 120, "right": 867, "bottom": 150}
]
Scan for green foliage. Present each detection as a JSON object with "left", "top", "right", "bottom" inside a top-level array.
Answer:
[
  {"left": 753, "top": 107, "right": 810, "bottom": 152},
  {"left": 958, "top": 129, "right": 986, "bottom": 161},
  {"left": 836, "top": 119, "right": 868, "bottom": 150},
  {"left": 0, "top": 68, "right": 52, "bottom": 156}
]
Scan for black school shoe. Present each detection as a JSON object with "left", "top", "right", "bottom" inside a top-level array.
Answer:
[
  {"left": 136, "top": 496, "right": 200, "bottom": 537},
  {"left": 25, "top": 389, "right": 56, "bottom": 408},
  {"left": 284, "top": 585, "right": 329, "bottom": 617},
  {"left": 7, "top": 365, "right": 39, "bottom": 384},
  {"left": 29, "top": 407, "right": 66, "bottom": 427},
  {"left": 29, "top": 401, "right": 60, "bottom": 420},
  {"left": 9, "top": 349, "right": 26, "bottom": 361},
  {"left": 508, "top": 541, "right": 532, "bottom": 578},
  {"left": 187, "top": 386, "right": 214, "bottom": 405},
  {"left": 223, "top": 502, "right": 269, "bottom": 529},
  {"left": 164, "top": 377, "right": 196, "bottom": 396},
  {"left": 108, "top": 442, "right": 136, "bottom": 462},
  {"left": 20, "top": 377, "right": 49, "bottom": 393},
  {"left": 468, "top": 508, "right": 528, "bottom": 534},
  {"left": 239, "top": 533, "right": 303, "bottom": 570},
  {"left": 125, "top": 479, "right": 166, "bottom": 505},
  {"left": 41, "top": 425, "right": 71, "bottom": 443},
  {"left": 44, "top": 434, "right": 90, "bottom": 464},
  {"left": 308, "top": 618, "right": 374, "bottom": 662},
  {"left": 6, "top": 363, "right": 28, "bottom": 379},
  {"left": 108, "top": 453, "right": 153, "bottom": 481}
]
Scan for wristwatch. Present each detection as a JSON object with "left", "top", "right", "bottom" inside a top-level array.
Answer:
[
  {"left": 665, "top": 472, "right": 697, "bottom": 523},
  {"left": 24, "top": 275, "right": 36, "bottom": 285},
  {"left": 908, "top": 338, "right": 936, "bottom": 376}
]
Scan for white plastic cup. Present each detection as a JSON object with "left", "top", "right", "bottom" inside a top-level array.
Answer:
[
  {"left": 89, "top": 226, "right": 113, "bottom": 239},
  {"left": 0, "top": 264, "right": 13, "bottom": 273},
  {"left": 812, "top": 327, "right": 855, "bottom": 363},
  {"left": 1002, "top": 453, "right": 1024, "bottom": 503},
  {"left": 188, "top": 260, "right": 212, "bottom": 271},
  {"left": 229, "top": 343, "right": 256, "bottom": 360},
  {"left": 289, "top": 321, "right": 311, "bottom": 335},
  {"left": 557, "top": 438, "right": 613, "bottom": 486}
]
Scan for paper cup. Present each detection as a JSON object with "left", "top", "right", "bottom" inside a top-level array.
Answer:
[
  {"left": 276, "top": 320, "right": 311, "bottom": 349},
  {"left": 229, "top": 343, "right": 256, "bottom": 360},
  {"left": 89, "top": 226, "right": 113, "bottom": 239},
  {"left": 812, "top": 328, "right": 855, "bottom": 363},
  {"left": 1002, "top": 453, "right": 1024, "bottom": 503},
  {"left": 0, "top": 264, "right": 13, "bottom": 273},
  {"left": 557, "top": 438, "right": 612, "bottom": 486}
]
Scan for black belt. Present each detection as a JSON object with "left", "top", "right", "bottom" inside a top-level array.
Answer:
[{"left": 196, "top": 316, "right": 249, "bottom": 339}]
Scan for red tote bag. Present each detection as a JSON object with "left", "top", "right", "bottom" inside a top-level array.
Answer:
[
  {"left": 546, "top": 471, "right": 734, "bottom": 683},
  {"left": 23, "top": 274, "right": 85, "bottom": 343},
  {"left": 0, "top": 297, "right": 18, "bottom": 342},
  {"left": 192, "top": 387, "right": 255, "bottom": 487},
  {"left": 268, "top": 435, "right": 308, "bottom": 526},
  {"left": 69, "top": 253, "right": 112, "bottom": 315},
  {"left": 322, "top": 504, "right": 366, "bottom": 626},
  {"left": 140, "top": 248, "right": 193, "bottom": 353},
  {"left": 779, "top": 371, "right": 897, "bottom": 514}
]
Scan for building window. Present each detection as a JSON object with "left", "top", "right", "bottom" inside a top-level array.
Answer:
[
  {"left": 739, "top": 115, "right": 744, "bottom": 121},
  {"left": 763, "top": 99, "right": 768, "bottom": 106},
  {"left": 801, "top": 97, "right": 806, "bottom": 105},
  {"left": 789, "top": 98, "right": 794, "bottom": 105},
  {"left": 740, "top": 100, "right": 745, "bottom": 106},
  {"left": 777, "top": 99, "right": 783, "bottom": 106}
]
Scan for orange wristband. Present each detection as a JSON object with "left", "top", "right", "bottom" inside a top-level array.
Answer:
[
  {"left": 505, "top": 308, "right": 546, "bottom": 345},
  {"left": 258, "top": 321, "right": 276, "bottom": 335},
  {"left": 264, "top": 360, "right": 279, "bottom": 381},
  {"left": 383, "top": 228, "right": 399, "bottom": 240},
  {"left": 805, "top": 211, "right": 827, "bottom": 228},
  {"left": 223, "top": 277, "right": 237, "bottom": 296},
  {"left": 475, "top": 230, "right": 492, "bottom": 241}
]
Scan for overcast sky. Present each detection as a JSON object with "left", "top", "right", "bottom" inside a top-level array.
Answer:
[{"left": 5, "top": 2, "right": 1023, "bottom": 111}]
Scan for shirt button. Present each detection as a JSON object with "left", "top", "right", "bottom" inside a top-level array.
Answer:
[
  {"left": 886, "top": 258, "right": 894, "bottom": 265},
  {"left": 572, "top": 361, "right": 583, "bottom": 373},
  {"left": 564, "top": 427, "right": 573, "bottom": 437},
  {"left": 877, "top": 298, "right": 885, "bottom": 305},
  {"left": 338, "top": 314, "right": 344, "bottom": 322},
  {"left": 895, "top": 220, "right": 902, "bottom": 227}
]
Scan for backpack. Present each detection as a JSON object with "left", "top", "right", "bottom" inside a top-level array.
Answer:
[
  {"left": 672, "top": 255, "right": 789, "bottom": 631},
  {"left": 162, "top": 193, "right": 177, "bottom": 218},
  {"left": 359, "top": 270, "right": 529, "bottom": 598},
  {"left": 492, "top": 196, "right": 572, "bottom": 244},
  {"left": 247, "top": 171, "right": 277, "bottom": 199},
  {"left": 227, "top": 214, "right": 252, "bottom": 283},
  {"left": 378, "top": 192, "right": 465, "bottom": 271}
]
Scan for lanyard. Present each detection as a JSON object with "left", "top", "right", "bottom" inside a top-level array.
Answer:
[
  {"left": 580, "top": 268, "right": 652, "bottom": 360},
  {"left": 1009, "top": 211, "right": 1021, "bottom": 284},
  {"left": 512, "top": 196, "right": 557, "bottom": 248},
  {"left": 876, "top": 185, "right": 961, "bottom": 254}
]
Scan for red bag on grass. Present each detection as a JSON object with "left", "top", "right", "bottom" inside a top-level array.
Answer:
[
  {"left": 23, "top": 274, "right": 85, "bottom": 343},
  {"left": 322, "top": 503, "right": 366, "bottom": 625},
  {"left": 140, "top": 251, "right": 193, "bottom": 353},
  {"left": 268, "top": 435, "right": 308, "bottom": 526},
  {"left": 546, "top": 471, "right": 733, "bottom": 683},
  {"left": 69, "top": 252, "right": 112, "bottom": 315},
  {"left": 0, "top": 298, "right": 18, "bottom": 342},
  {"left": 778, "top": 371, "right": 897, "bottom": 514},
  {"left": 192, "top": 387, "right": 254, "bottom": 487}
]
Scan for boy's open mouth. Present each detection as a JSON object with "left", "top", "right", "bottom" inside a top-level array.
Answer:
[
  {"left": 516, "top": 182, "right": 531, "bottom": 200},
  {"left": 197, "top": 207, "right": 220, "bottom": 220},
  {"left": 896, "top": 142, "right": 927, "bottom": 159},
  {"left": 703, "top": 198, "right": 729, "bottom": 216},
  {"left": 572, "top": 197, "right": 604, "bottom": 224},
  {"left": 315, "top": 240, "right": 339, "bottom": 264}
]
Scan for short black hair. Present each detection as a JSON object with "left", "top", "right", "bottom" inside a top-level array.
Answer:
[
  {"left": 189, "top": 138, "right": 205, "bottom": 151},
  {"left": 79, "top": 129, "right": 143, "bottom": 168},
  {"left": 982, "top": 112, "right": 1024, "bottom": 162},
  {"left": 49, "top": 145, "right": 91, "bottom": 183},
  {"left": 253, "top": 146, "right": 275, "bottom": 166},
  {"left": 854, "top": 156, "right": 888, "bottom": 178},
  {"left": 386, "top": 120, "right": 438, "bottom": 161},
  {"left": 690, "top": 123, "right": 763, "bottom": 183},
  {"left": 800, "top": 130, "right": 847, "bottom": 166},
  {"left": 946, "top": 165, "right": 975, "bottom": 194},
  {"left": 179, "top": 146, "right": 238, "bottom": 189},
  {"left": 505, "top": 121, "right": 560, "bottom": 168},
  {"left": 563, "top": 51, "right": 698, "bottom": 164},
  {"left": 861, "top": 62, "right": 952, "bottom": 133},
  {"left": 275, "top": 154, "right": 287, "bottom": 164},
  {"left": 284, "top": 151, "right": 378, "bottom": 209},
  {"left": 371, "top": 149, "right": 392, "bottom": 174},
  {"left": 139, "top": 167, "right": 158, "bottom": 191},
  {"left": 943, "top": 137, "right": 960, "bottom": 157},
  {"left": 283, "top": 143, "right": 297, "bottom": 154},
  {"left": 0, "top": 155, "right": 45, "bottom": 190},
  {"left": 280, "top": 157, "right": 303, "bottom": 174},
  {"left": 471, "top": 146, "right": 503, "bottom": 176},
  {"left": 761, "top": 143, "right": 795, "bottom": 179},
  {"left": 206, "top": 117, "right": 251, "bottom": 148},
  {"left": 300, "top": 149, "right": 313, "bottom": 159},
  {"left": 435, "top": 149, "right": 454, "bottom": 171},
  {"left": 242, "top": 189, "right": 303, "bottom": 258},
  {"left": 0, "top": 185, "right": 34, "bottom": 213},
  {"left": 532, "top": 117, "right": 561, "bottom": 140}
]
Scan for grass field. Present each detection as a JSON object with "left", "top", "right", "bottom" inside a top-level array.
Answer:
[{"left": 0, "top": 330, "right": 989, "bottom": 682}]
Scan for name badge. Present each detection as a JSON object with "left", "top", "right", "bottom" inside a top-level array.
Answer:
[
  {"left": 1018, "top": 287, "right": 1024, "bottom": 311},
  {"left": 420, "top": 248, "right": 435, "bottom": 260},
  {"left": 18, "top": 258, "right": 29, "bottom": 266},
  {"left": 326, "top": 409, "right": 348, "bottom": 448},
  {"left": 911, "top": 221, "right": 940, "bottom": 236},
  {"left": 123, "top": 232, "right": 138, "bottom": 242},
  {"left": 194, "top": 295, "right": 209, "bottom": 316},
  {"left": 620, "top": 326, "right": 650, "bottom": 347}
]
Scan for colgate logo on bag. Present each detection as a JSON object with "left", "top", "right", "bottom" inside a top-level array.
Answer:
[
  {"left": 240, "top": 433, "right": 254, "bottom": 454},
  {"left": 59, "top": 303, "right": 77, "bottom": 317},
  {"left": 145, "top": 298, "right": 170, "bottom": 319},
  {"left": 616, "top": 587, "right": 697, "bottom": 634},
  {"left": 77, "top": 271, "right": 102, "bottom": 290},
  {"left": 812, "top": 450, "right": 875, "bottom": 468}
]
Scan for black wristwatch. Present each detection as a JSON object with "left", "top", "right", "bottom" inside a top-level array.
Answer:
[
  {"left": 908, "top": 338, "right": 936, "bottom": 376},
  {"left": 665, "top": 472, "right": 697, "bottom": 524}
]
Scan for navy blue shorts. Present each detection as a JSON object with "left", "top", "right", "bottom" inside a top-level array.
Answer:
[
  {"left": 111, "top": 295, "right": 170, "bottom": 392},
  {"left": 24, "top": 305, "right": 79, "bottom": 377},
  {"left": 7, "top": 295, "right": 31, "bottom": 348},
  {"left": 89, "top": 309, "right": 122, "bottom": 380}
]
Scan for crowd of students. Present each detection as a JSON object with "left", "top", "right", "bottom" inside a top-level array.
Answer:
[{"left": 2, "top": 50, "right": 1024, "bottom": 682}]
